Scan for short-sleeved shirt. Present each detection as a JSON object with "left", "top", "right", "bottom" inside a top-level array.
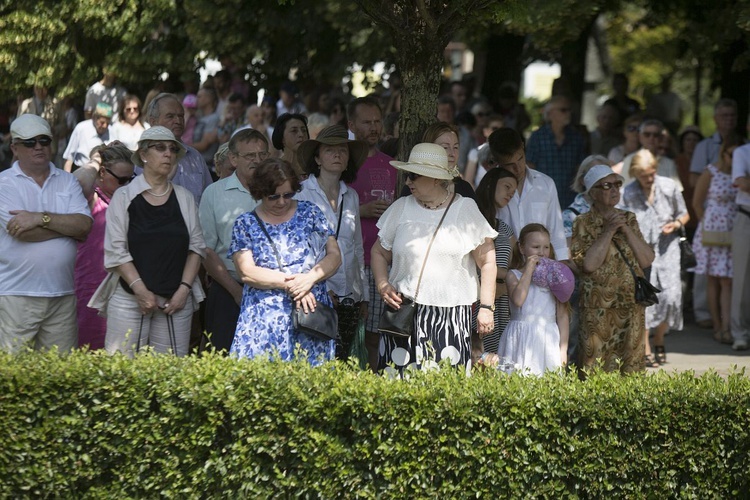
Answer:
[
  {"left": 377, "top": 195, "right": 497, "bottom": 307},
  {"left": 690, "top": 132, "right": 722, "bottom": 175},
  {"left": 0, "top": 163, "right": 92, "bottom": 296},
  {"left": 63, "top": 119, "right": 110, "bottom": 168},
  {"left": 732, "top": 143, "right": 750, "bottom": 208},
  {"left": 193, "top": 112, "right": 221, "bottom": 164}
]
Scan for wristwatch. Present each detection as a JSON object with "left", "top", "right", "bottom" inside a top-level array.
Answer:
[
  {"left": 479, "top": 303, "right": 495, "bottom": 312},
  {"left": 40, "top": 212, "right": 51, "bottom": 228}
]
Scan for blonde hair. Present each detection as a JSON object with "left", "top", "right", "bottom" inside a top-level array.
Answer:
[
  {"left": 629, "top": 148, "right": 657, "bottom": 178},
  {"left": 509, "top": 223, "right": 555, "bottom": 269}
]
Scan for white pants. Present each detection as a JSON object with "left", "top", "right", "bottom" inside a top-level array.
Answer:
[
  {"left": 105, "top": 285, "right": 193, "bottom": 357},
  {"left": 731, "top": 211, "right": 750, "bottom": 341},
  {"left": 0, "top": 295, "right": 77, "bottom": 353}
]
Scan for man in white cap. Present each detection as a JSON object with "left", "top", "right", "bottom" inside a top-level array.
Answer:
[
  {"left": 0, "top": 115, "right": 93, "bottom": 353},
  {"left": 63, "top": 102, "right": 113, "bottom": 172}
]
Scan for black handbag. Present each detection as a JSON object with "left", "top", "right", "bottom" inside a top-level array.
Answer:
[
  {"left": 253, "top": 212, "right": 339, "bottom": 341},
  {"left": 614, "top": 241, "right": 661, "bottom": 307},
  {"left": 679, "top": 227, "right": 697, "bottom": 270},
  {"left": 378, "top": 194, "right": 455, "bottom": 338}
]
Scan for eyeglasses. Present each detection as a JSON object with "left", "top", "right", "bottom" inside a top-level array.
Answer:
[
  {"left": 641, "top": 131, "right": 661, "bottom": 138},
  {"left": 105, "top": 167, "right": 136, "bottom": 186},
  {"left": 125, "top": 107, "right": 139, "bottom": 112},
  {"left": 15, "top": 136, "right": 53, "bottom": 148},
  {"left": 593, "top": 181, "right": 623, "bottom": 191},
  {"left": 237, "top": 151, "right": 269, "bottom": 162},
  {"left": 266, "top": 191, "right": 297, "bottom": 201},
  {"left": 625, "top": 124, "right": 640, "bottom": 132},
  {"left": 148, "top": 143, "right": 181, "bottom": 154},
  {"left": 404, "top": 172, "right": 422, "bottom": 181}
]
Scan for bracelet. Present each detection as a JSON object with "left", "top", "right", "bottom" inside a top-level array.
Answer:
[
  {"left": 180, "top": 281, "right": 192, "bottom": 290},
  {"left": 129, "top": 278, "right": 142, "bottom": 288}
]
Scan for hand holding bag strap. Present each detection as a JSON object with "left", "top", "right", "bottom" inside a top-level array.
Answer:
[
  {"left": 413, "top": 193, "right": 456, "bottom": 302},
  {"left": 252, "top": 211, "right": 285, "bottom": 272}
]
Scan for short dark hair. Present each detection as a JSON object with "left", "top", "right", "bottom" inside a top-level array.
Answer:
[
  {"left": 228, "top": 93, "right": 244, "bottom": 105},
  {"left": 229, "top": 128, "right": 268, "bottom": 153},
  {"left": 489, "top": 127, "right": 525, "bottom": 160},
  {"left": 249, "top": 158, "right": 301, "bottom": 200},
  {"left": 271, "top": 113, "right": 308, "bottom": 150},
  {"left": 346, "top": 96, "right": 382, "bottom": 123}
]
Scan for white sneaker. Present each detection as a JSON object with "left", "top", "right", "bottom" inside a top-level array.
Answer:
[{"left": 732, "top": 339, "right": 749, "bottom": 351}]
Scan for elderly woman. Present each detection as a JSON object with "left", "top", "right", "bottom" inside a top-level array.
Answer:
[
  {"left": 109, "top": 94, "right": 147, "bottom": 151},
  {"left": 229, "top": 158, "right": 341, "bottom": 364},
  {"left": 619, "top": 149, "right": 688, "bottom": 365},
  {"left": 271, "top": 113, "right": 309, "bottom": 177},
  {"left": 74, "top": 142, "right": 135, "bottom": 350},
  {"left": 296, "top": 125, "right": 369, "bottom": 359},
  {"left": 571, "top": 165, "right": 654, "bottom": 373},
  {"left": 563, "top": 155, "right": 613, "bottom": 247},
  {"left": 213, "top": 142, "right": 234, "bottom": 179},
  {"left": 372, "top": 143, "right": 497, "bottom": 374},
  {"left": 94, "top": 127, "right": 206, "bottom": 356}
]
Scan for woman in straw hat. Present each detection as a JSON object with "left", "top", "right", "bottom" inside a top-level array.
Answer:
[
  {"left": 92, "top": 126, "right": 206, "bottom": 357},
  {"left": 371, "top": 143, "right": 498, "bottom": 374},
  {"left": 296, "top": 125, "right": 369, "bottom": 360}
]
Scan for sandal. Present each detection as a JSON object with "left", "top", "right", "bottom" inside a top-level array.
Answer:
[
  {"left": 644, "top": 354, "right": 658, "bottom": 368},
  {"left": 720, "top": 330, "right": 734, "bottom": 345},
  {"left": 713, "top": 331, "right": 723, "bottom": 343},
  {"left": 654, "top": 345, "right": 667, "bottom": 365}
]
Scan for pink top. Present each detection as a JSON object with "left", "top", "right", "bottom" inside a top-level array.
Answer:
[
  {"left": 348, "top": 151, "right": 397, "bottom": 265},
  {"left": 75, "top": 188, "right": 110, "bottom": 289}
]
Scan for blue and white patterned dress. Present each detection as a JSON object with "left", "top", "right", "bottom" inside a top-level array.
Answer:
[{"left": 228, "top": 201, "right": 336, "bottom": 365}]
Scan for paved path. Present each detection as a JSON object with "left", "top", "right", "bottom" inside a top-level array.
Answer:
[{"left": 648, "top": 318, "right": 750, "bottom": 376}]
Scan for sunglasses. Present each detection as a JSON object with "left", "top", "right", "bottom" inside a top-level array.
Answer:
[
  {"left": 125, "top": 107, "right": 139, "bottom": 112},
  {"left": 404, "top": 172, "right": 422, "bottom": 181},
  {"left": 148, "top": 143, "right": 181, "bottom": 154},
  {"left": 15, "top": 136, "right": 52, "bottom": 148},
  {"left": 625, "top": 124, "right": 640, "bottom": 132},
  {"left": 266, "top": 191, "right": 297, "bottom": 201},
  {"left": 593, "top": 181, "right": 623, "bottom": 191},
  {"left": 105, "top": 167, "right": 136, "bottom": 186}
]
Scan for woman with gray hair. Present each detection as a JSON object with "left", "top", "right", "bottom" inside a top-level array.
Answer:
[
  {"left": 213, "top": 142, "right": 234, "bottom": 179},
  {"left": 563, "top": 154, "right": 613, "bottom": 247},
  {"left": 91, "top": 126, "right": 206, "bottom": 356}
]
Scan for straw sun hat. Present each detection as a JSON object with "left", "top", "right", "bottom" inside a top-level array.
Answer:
[
  {"left": 389, "top": 143, "right": 460, "bottom": 180},
  {"left": 132, "top": 126, "right": 186, "bottom": 167}
]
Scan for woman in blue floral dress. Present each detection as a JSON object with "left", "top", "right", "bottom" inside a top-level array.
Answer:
[{"left": 228, "top": 159, "right": 341, "bottom": 364}]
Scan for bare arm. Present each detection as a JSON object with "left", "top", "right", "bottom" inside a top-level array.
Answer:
[
  {"left": 202, "top": 248, "right": 243, "bottom": 306},
  {"left": 74, "top": 160, "right": 101, "bottom": 201},
  {"left": 284, "top": 236, "right": 342, "bottom": 302},
  {"left": 63, "top": 159, "right": 74, "bottom": 173},
  {"left": 10, "top": 211, "right": 91, "bottom": 242},
  {"left": 692, "top": 170, "right": 711, "bottom": 221},
  {"left": 371, "top": 238, "right": 403, "bottom": 309},
  {"left": 507, "top": 256, "right": 537, "bottom": 308},
  {"left": 689, "top": 172, "right": 701, "bottom": 189},
  {"left": 232, "top": 248, "right": 289, "bottom": 290},
  {"left": 472, "top": 238, "right": 497, "bottom": 336},
  {"left": 557, "top": 301, "right": 569, "bottom": 366},
  {"left": 113, "top": 261, "right": 158, "bottom": 315}
]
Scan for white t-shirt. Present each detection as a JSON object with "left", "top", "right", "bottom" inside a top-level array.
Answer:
[{"left": 377, "top": 195, "right": 497, "bottom": 307}]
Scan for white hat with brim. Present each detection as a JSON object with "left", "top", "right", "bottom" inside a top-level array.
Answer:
[
  {"left": 11, "top": 114, "right": 53, "bottom": 140},
  {"left": 389, "top": 143, "right": 459, "bottom": 180},
  {"left": 584, "top": 164, "right": 624, "bottom": 194},
  {"left": 132, "top": 126, "right": 187, "bottom": 167}
]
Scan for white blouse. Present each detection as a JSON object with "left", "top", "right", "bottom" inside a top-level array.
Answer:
[{"left": 377, "top": 195, "right": 497, "bottom": 307}]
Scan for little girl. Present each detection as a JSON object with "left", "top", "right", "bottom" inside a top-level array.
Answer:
[{"left": 497, "top": 223, "right": 570, "bottom": 375}]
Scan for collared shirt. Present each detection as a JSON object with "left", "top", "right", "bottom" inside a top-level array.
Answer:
[
  {"left": 198, "top": 172, "right": 258, "bottom": 280},
  {"left": 62, "top": 119, "right": 110, "bottom": 167},
  {"left": 526, "top": 123, "right": 586, "bottom": 209},
  {"left": 732, "top": 143, "right": 750, "bottom": 208},
  {"left": 690, "top": 132, "right": 722, "bottom": 175},
  {"left": 497, "top": 167, "right": 569, "bottom": 260},
  {"left": 0, "top": 162, "right": 92, "bottom": 296},
  {"left": 296, "top": 176, "right": 368, "bottom": 302}
]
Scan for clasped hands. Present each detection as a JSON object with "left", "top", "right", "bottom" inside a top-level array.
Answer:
[{"left": 285, "top": 273, "right": 317, "bottom": 314}]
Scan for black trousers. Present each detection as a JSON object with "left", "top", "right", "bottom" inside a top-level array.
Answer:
[
  {"left": 204, "top": 281, "right": 241, "bottom": 353},
  {"left": 335, "top": 302, "right": 361, "bottom": 360}
]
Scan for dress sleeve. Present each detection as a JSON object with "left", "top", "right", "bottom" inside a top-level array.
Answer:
[
  {"left": 308, "top": 202, "right": 335, "bottom": 238},
  {"left": 375, "top": 197, "right": 406, "bottom": 251},
  {"left": 570, "top": 214, "right": 594, "bottom": 272},
  {"left": 458, "top": 199, "right": 498, "bottom": 252},
  {"left": 228, "top": 213, "right": 253, "bottom": 258}
]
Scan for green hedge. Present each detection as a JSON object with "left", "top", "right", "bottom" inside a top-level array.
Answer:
[{"left": 0, "top": 350, "right": 748, "bottom": 498}]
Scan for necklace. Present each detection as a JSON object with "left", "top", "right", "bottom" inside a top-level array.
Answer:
[
  {"left": 419, "top": 190, "right": 450, "bottom": 210},
  {"left": 147, "top": 184, "right": 171, "bottom": 197}
]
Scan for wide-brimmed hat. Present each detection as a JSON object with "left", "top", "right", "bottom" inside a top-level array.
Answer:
[
  {"left": 390, "top": 143, "right": 459, "bottom": 180},
  {"left": 583, "top": 164, "right": 623, "bottom": 194},
  {"left": 11, "top": 114, "right": 52, "bottom": 140},
  {"left": 297, "top": 124, "right": 368, "bottom": 173},
  {"left": 132, "top": 126, "right": 186, "bottom": 166}
]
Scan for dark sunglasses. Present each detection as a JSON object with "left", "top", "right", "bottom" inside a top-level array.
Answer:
[
  {"left": 404, "top": 172, "right": 422, "bottom": 181},
  {"left": 124, "top": 107, "right": 139, "bottom": 112},
  {"left": 15, "top": 136, "right": 52, "bottom": 148},
  {"left": 105, "top": 167, "right": 136, "bottom": 186},
  {"left": 593, "top": 181, "right": 623, "bottom": 191},
  {"left": 148, "top": 143, "right": 181, "bottom": 154},
  {"left": 266, "top": 191, "right": 297, "bottom": 201}
]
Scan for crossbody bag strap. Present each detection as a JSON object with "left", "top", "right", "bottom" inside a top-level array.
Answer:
[
  {"left": 413, "top": 193, "right": 456, "bottom": 301},
  {"left": 252, "top": 211, "right": 285, "bottom": 272},
  {"left": 335, "top": 192, "right": 345, "bottom": 240},
  {"left": 612, "top": 239, "right": 638, "bottom": 282}
]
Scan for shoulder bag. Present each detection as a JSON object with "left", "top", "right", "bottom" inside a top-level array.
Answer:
[
  {"left": 253, "top": 211, "right": 339, "bottom": 341},
  {"left": 679, "top": 226, "right": 697, "bottom": 270},
  {"left": 378, "top": 193, "right": 456, "bottom": 338},
  {"left": 613, "top": 240, "right": 661, "bottom": 307}
]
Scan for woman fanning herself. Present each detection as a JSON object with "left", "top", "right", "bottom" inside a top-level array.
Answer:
[
  {"left": 497, "top": 224, "right": 569, "bottom": 375},
  {"left": 372, "top": 143, "right": 497, "bottom": 374},
  {"left": 473, "top": 167, "right": 518, "bottom": 354},
  {"left": 229, "top": 159, "right": 341, "bottom": 365}
]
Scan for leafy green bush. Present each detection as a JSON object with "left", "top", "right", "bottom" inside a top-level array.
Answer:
[{"left": 0, "top": 350, "right": 748, "bottom": 498}]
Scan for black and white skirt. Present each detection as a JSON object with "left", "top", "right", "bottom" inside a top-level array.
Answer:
[{"left": 378, "top": 303, "right": 472, "bottom": 375}]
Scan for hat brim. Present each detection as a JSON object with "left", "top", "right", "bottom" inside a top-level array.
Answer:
[
  {"left": 298, "top": 137, "right": 369, "bottom": 172},
  {"left": 389, "top": 160, "right": 457, "bottom": 180},
  {"left": 131, "top": 140, "right": 187, "bottom": 167}
]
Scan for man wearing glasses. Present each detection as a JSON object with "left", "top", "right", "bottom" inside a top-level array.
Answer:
[
  {"left": 619, "top": 119, "right": 681, "bottom": 190},
  {"left": 0, "top": 115, "right": 92, "bottom": 353},
  {"left": 198, "top": 129, "right": 269, "bottom": 352}
]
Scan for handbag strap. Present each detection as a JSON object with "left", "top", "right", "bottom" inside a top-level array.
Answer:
[
  {"left": 335, "top": 192, "right": 345, "bottom": 240},
  {"left": 413, "top": 193, "right": 456, "bottom": 301},
  {"left": 612, "top": 239, "right": 639, "bottom": 282},
  {"left": 252, "top": 211, "right": 285, "bottom": 272}
]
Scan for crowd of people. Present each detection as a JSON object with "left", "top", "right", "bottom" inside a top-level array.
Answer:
[{"left": 1, "top": 68, "right": 749, "bottom": 376}]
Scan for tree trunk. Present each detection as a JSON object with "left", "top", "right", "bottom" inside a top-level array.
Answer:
[
  {"left": 718, "top": 39, "right": 750, "bottom": 135},
  {"left": 558, "top": 16, "right": 596, "bottom": 123}
]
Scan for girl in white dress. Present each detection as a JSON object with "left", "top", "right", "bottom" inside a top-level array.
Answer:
[{"left": 497, "top": 224, "right": 569, "bottom": 375}]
